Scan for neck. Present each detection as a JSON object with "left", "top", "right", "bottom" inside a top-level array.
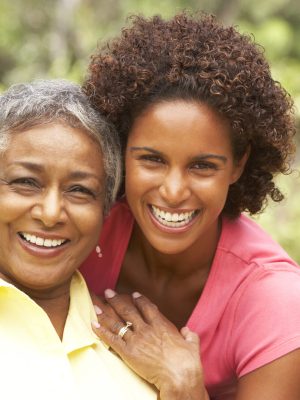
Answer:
[
  {"left": 130, "top": 218, "right": 221, "bottom": 281},
  {"left": 32, "top": 287, "right": 71, "bottom": 340},
  {"left": 7, "top": 276, "right": 71, "bottom": 340}
]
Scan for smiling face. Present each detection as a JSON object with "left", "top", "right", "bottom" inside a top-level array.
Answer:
[
  {"left": 0, "top": 123, "right": 104, "bottom": 294},
  {"left": 125, "top": 100, "right": 248, "bottom": 255}
]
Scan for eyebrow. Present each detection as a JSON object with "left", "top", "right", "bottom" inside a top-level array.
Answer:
[
  {"left": 129, "top": 146, "right": 162, "bottom": 155},
  {"left": 12, "top": 161, "right": 43, "bottom": 173},
  {"left": 129, "top": 146, "right": 227, "bottom": 163},
  {"left": 68, "top": 171, "right": 102, "bottom": 181},
  {"left": 11, "top": 161, "right": 102, "bottom": 181},
  {"left": 191, "top": 154, "right": 227, "bottom": 163}
]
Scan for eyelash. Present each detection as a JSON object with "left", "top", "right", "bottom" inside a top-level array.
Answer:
[
  {"left": 138, "top": 155, "right": 218, "bottom": 171},
  {"left": 190, "top": 161, "right": 218, "bottom": 171},
  {"left": 10, "top": 179, "right": 96, "bottom": 198},
  {"left": 139, "top": 154, "right": 164, "bottom": 163},
  {"left": 10, "top": 177, "right": 40, "bottom": 187},
  {"left": 68, "top": 185, "right": 95, "bottom": 197}
]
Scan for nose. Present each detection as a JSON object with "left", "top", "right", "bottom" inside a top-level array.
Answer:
[
  {"left": 158, "top": 168, "right": 191, "bottom": 205},
  {"left": 31, "top": 188, "right": 67, "bottom": 227}
]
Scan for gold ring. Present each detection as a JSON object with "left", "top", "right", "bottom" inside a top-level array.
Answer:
[{"left": 117, "top": 321, "right": 133, "bottom": 338}]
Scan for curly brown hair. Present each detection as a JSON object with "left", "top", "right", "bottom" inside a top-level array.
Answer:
[{"left": 83, "top": 12, "right": 296, "bottom": 218}]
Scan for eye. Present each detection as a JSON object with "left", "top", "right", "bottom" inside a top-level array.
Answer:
[
  {"left": 8, "top": 177, "right": 41, "bottom": 195},
  {"left": 67, "top": 185, "right": 96, "bottom": 199},
  {"left": 138, "top": 154, "right": 165, "bottom": 164},
  {"left": 191, "top": 161, "right": 218, "bottom": 170},
  {"left": 10, "top": 177, "right": 40, "bottom": 188},
  {"left": 10, "top": 177, "right": 37, "bottom": 186},
  {"left": 190, "top": 161, "right": 219, "bottom": 175}
]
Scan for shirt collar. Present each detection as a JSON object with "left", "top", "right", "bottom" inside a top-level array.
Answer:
[
  {"left": 62, "top": 271, "right": 102, "bottom": 354},
  {"left": 0, "top": 272, "right": 102, "bottom": 354}
]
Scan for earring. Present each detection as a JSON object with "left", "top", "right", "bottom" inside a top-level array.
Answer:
[{"left": 95, "top": 245, "right": 103, "bottom": 258}]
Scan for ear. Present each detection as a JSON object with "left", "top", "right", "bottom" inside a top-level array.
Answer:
[{"left": 230, "top": 145, "right": 250, "bottom": 184}]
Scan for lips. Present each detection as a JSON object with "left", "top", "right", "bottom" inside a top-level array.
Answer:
[{"left": 150, "top": 205, "right": 199, "bottom": 228}]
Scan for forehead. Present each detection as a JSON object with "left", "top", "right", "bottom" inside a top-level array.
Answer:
[
  {"left": 3, "top": 123, "right": 104, "bottom": 176},
  {"left": 129, "top": 100, "right": 233, "bottom": 151},
  {"left": 10, "top": 122, "right": 95, "bottom": 149}
]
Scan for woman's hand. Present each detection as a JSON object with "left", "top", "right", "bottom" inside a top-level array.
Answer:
[{"left": 92, "top": 290, "right": 209, "bottom": 400}]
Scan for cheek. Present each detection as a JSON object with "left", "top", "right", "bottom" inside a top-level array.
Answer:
[
  {"left": 125, "top": 161, "right": 162, "bottom": 191},
  {"left": 72, "top": 207, "right": 104, "bottom": 260},
  {"left": 72, "top": 204, "right": 103, "bottom": 237},
  {"left": 192, "top": 176, "right": 231, "bottom": 203},
  {"left": 0, "top": 197, "right": 31, "bottom": 223},
  {"left": 125, "top": 171, "right": 160, "bottom": 211},
  {"left": 126, "top": 170, "right": 155, "bottom": 189}
]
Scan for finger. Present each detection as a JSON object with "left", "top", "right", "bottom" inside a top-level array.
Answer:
[
  {"left": 132, "top": 292, "right": 175, "bottom": 329},
  {"left": 90, "top": 291, "right": 106, "bottom": 308},
  {"left": 180, "top": 326, "right": 200, "bottom": 346},
  {"left": 93, "top": 302, "right": 120, "bottom": 319},
  {"left": 91, "top": 292, "right": 120, "bottom": 320},
  {"left": 92, "top": 321, "right": 127, "bottom": 355},
  {"left": 104, "top": 289, "right": 146, "bottom": 328},
  {"left": 93, "top": 305, "right": 134, "bottom": 340}
]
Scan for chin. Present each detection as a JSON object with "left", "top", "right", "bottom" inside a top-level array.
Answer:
[{"left": 150, "top": 239, "right": 191, "bottom": 255}]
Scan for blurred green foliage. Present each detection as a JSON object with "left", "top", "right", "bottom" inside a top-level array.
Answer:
[
  {"left": 254, "top": 169, "right": 300, "bottom": 262},
  {"left": 0, "top": 0, "right": 299, "bottom": 262}
]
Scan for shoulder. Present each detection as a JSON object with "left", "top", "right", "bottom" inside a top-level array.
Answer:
[
  {"left": 211, "top": 215, "right": 300, "bottom": 376},
  {"left": 209, "top": 214, "right": 300, "bottom": 318},
  {"left": 80, "top": 198, "right": 134, "bottom": 294},
  {"left": 226, "top": 256, "right": 300, "bottom": 377},
  {"left": 102, "top": 198, "right": 133, "bottom": 232},
  {"left": 219, "top": 214, "right": 298, "bottom": 269},
  {"left": 100, "top": 197, "right": 134, "bottom": 246}
]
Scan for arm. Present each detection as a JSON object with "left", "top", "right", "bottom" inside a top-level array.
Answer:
[
  {"left": 92, "top": 288, "right": 300, "bottom": 400},
  {"left": 92, "top": 290, "right": 209, "bottom": 400},
  {"left": 236, "top": 349, "right": 300, "bottom": 399},
  {"left": 230, "top": 268, "right": 300, "bottom": 399}
]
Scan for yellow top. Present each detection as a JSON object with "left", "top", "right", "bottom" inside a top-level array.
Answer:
[{"left": 0, "top": 271, "right": 157, "bottom": 400}]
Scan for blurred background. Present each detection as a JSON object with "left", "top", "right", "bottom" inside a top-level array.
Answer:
[{"left": 0, "top": 0, "right": 299, "bottom": 261}]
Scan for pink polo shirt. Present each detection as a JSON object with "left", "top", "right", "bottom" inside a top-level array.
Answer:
[{"left": 80, "top": 199, "right": 300, "bottom": 399}]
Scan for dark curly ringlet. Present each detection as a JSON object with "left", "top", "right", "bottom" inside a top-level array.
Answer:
[{"left": 83, "top": 12, "right": 296, "bottom": 218}]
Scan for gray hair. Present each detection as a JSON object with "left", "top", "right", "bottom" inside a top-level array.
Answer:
[{"left": 0, "top": 79, "right": 121, "bottom": 214}]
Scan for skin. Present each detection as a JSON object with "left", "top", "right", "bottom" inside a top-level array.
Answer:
[
  {"left": 0, "top": 123, "right": 104, "bottom": 338},
  {"left": 92, "top": 100, "right": 300, "bottom": 399},
  {"left": 120, "top": 100, "right": 247, "bottom": 327},
  {"left": 93, "top": 291, "right": 300, "bottom": 400}
]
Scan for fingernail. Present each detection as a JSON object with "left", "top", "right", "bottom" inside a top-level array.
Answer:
[
  {"left": 132, "top": 292, "right": 142, "bottom": 299},
  {"left": 105, "top": 288, "right": 116, "bottom": 299},
  {"left": 94, "top": 305, "right": 102, "bottom": 315},
  {"left": 92, "top": 320, "right": 100, "bottom": 329}
]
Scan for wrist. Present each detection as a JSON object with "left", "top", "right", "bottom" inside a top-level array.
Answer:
[
  {"left": 160, "top": 384, "right": 209, "bottom": 400},
  {"left": 159, "top": 368, "right": 207, "bottom": 400}
]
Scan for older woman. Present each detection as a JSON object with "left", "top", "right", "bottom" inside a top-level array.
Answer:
[
  {"left": 0, "top": 80, "right": 156, "bottom": 400},
  {"left": 81, "top": 12, "right": 300, "bottom": 400}
]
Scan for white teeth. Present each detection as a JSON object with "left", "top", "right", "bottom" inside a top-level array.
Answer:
[
  {"left": 36, "top": 237, "right": 43, "bottom": 246},
  {"left": 171, "top": 213, "right": 179, "bottom": 222},
  {"left": 151, "top": 205, "right": 197, "bottom": 228},
  {"left": 44, "top": 239, "right": 52, "bottom": 247},
  {"left": 20, "top": 233, "right": 66, "bottom": 248}
]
